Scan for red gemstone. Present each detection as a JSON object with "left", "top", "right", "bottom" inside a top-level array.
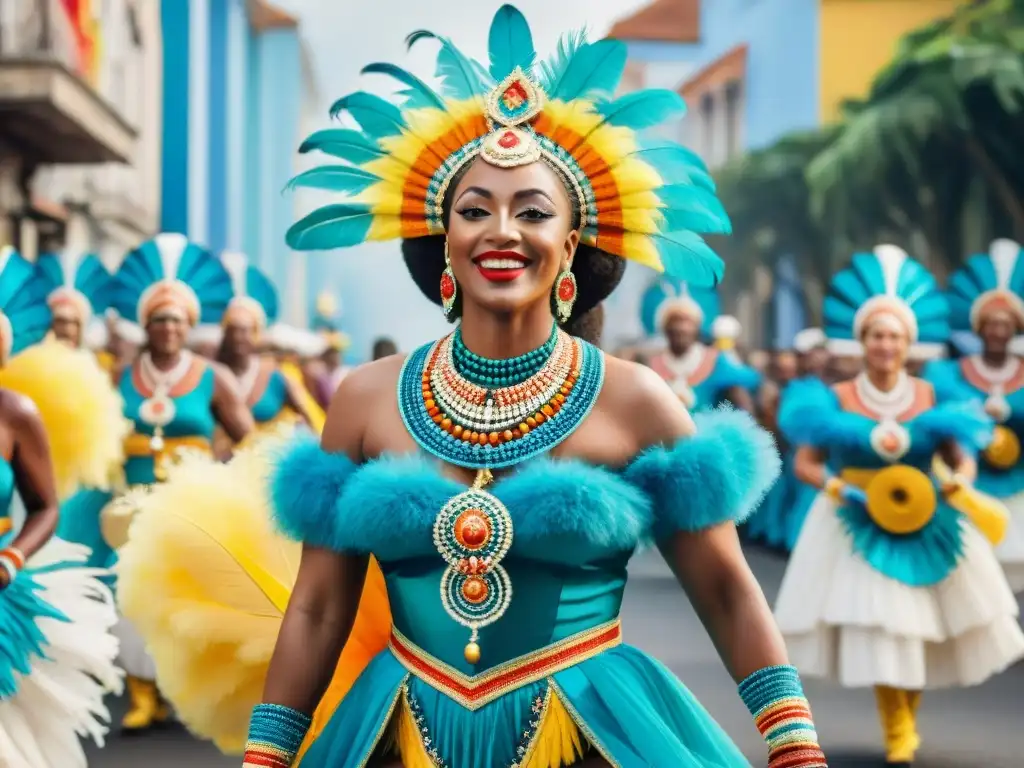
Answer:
[
  {"left": 502, "top": 81, "right": 528, "bottom": 109},
  {"left": 558, "top": 276, "right": 576, "bottom": 301},
  {"left": 152, "top": 402, "right": 165, "bottom": 414},
  {"left": 440, "top": 271, "right": 456, "bottom": 301},
  {"left": 497, "top": 131, "right": 519, "bottom": 149}
]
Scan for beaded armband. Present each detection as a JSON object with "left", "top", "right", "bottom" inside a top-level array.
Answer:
[
  {"left": 0, "top": 546, "right": 26, "bottom": 585},
  {"left": 242, "top": 703, "right": 312, "bottom": 768},
  {"left": 738, "top": 665, "right": 828, "bottom": 768}
]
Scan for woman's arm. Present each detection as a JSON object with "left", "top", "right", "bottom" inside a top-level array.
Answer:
[
  {"left": 938, "top": 439, "right": 977, "bottom": 486},
  {"left": 243, "top": 365, "right": 379, "bottom": 766},
  {"left": 210, "top": 363, "right": 255, "bottom": 445},
  {"left": 281, "top": 374, "right": 316, "bottom": 428},
  {"left": 2, "top": 394, "right": 59, "bottom": 585},
  {"left": 624, "top": 366, "right": 827, "bottom": 766}
]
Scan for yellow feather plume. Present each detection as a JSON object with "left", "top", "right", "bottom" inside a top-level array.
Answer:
[
  {"left": 0, "top": 338, "right": 129, "bottom": 498},
  {"left": 117, "top": 434, "right": 390, "bottom": 754}
]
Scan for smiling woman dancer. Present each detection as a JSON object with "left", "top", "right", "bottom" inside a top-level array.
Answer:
[
  {"left": 774, "top": 246, "right": 1024, "bottom": 768},
  {"left": 117, "top": 6, "right": 828, "bottom": 767}
]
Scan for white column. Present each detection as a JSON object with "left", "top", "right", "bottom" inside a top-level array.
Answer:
[{"left": 187, "top": 0, "right": 210, "bottom": 242}]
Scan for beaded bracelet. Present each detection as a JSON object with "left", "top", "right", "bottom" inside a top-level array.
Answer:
[
  {"left": 0, "top": 546, "right": 25, "bottom": 585},
  {"left": 242, "top": 703, "right": 312, "bottom": 768},
  {"left": 738, "top": 665, "right": 828, "bottom": 768}
]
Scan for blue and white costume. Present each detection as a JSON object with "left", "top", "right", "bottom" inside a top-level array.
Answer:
[{"left": 926, "top": 239, "right": 1024, "bottom": 592}]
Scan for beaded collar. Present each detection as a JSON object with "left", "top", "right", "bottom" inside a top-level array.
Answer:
[{"left": 398, "top": 327, "right": 604, "bottom": 470}]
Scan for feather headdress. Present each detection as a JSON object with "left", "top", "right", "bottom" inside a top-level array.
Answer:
[
  {"left": 111, "top": 233, "right": 233, "bottom": 327},
  {"left": 34, "top": 251, "right": 113, "bottom": 327},
  {"left": 640, "top": 276, "right": 719, "bottom": 339},
  {"left": 286, "top": 4, "right": 729, "bottom": 286},
  {"left": 221, "top": 251, "right": 279, "bottom": 331},
  {"left": 824, "top": 244, "right": 948, "bottom": 360},
  {"left": 947, "top": 239, "right": 1024, "bottom": 335},
  {"left": 0, "top": 247, "right": 51, "bottom": 363}
]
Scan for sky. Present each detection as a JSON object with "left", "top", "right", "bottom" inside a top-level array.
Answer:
[{"left": 273, "top": 0, "right": 652, "bottom": 360}]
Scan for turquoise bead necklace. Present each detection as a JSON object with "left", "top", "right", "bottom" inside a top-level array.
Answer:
[{"left": 451, "top": 322, "right": 558, "bottom": 387}]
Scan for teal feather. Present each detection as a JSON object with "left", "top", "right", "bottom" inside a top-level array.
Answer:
[
  {"left": 329, "top": 92, "right": 406, "bottom": 138},
  {"left": 536, "top": 28, "right": 588, "bottom": 92},
  {"left": 544, "top": 39, "right": 627, "bottom": 102},
  {"left": 488, "top": 5, "right": 536, "bottom": 82},
  {"left": 596, "top": 90, "right": 687, "bottom": 130},
  {"left": 407, "top": 30, "right": 491, "bottom": 100},
  {"left": 657, "top": 186, "right": 732, "bottom": 235},
  {"left": 298, "top": 129, "right": 384, "bottom": 164},
  {"left": 285, "top": 204, "right": 375, "bottom": 252},
  {"left": 361, "top": 62, "right": 446, "bottom": 110},
  {"left": 653, "top": 231, "right": 724, "bottom": 286},
  {"left": 285, "top": 165, "right": 380, "bottom": 194},
  {"left": 633, "top": 145, "right": 715, "bottom": 191}
]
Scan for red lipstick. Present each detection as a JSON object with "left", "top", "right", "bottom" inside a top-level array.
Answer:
[{"left": 472, "top": 250, "right": 530, "bottom": 283}]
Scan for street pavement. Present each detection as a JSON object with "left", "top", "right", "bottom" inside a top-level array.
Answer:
[{"left": 87, "top": 547, "right": 1024, "bottom": 767}]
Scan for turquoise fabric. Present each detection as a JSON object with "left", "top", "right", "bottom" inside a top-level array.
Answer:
[
  {"left": 251, "top": 369, "right": 289, "bottom": 424},
  {"left": 692, "top": 352, "right": 761, "bottom": 412},
  {"left": 0, "top": 457, "right": 14, "bottom": 544},
  {"left": 779, "top": 377, "right": 995, "bottom": 586},
  {"left": 119, "top": 362, "right": 217, "bottom": 485},
  {"left": 54, "top": 489, "right": 116, "bottom": 575},
  {"left": 924, "top": 357, "right": 1024, "bottom": 498}
]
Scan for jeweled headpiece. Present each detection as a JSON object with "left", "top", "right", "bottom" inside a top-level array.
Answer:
[
  {"left": 948, "top": 239, "right": 1024, "bottom": 335},
  {"left": 112, "top": 234, "right": 233, "bottom": 328},
  {"left": 824, "top": 245, "right": 948, "bottom": 360},
  {"left": 286, "top": 5, "right": 730, "bottom": 286}
]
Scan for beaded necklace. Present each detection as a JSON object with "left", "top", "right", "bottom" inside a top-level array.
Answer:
[{"left": 398, "top": 325, "right": 604, "bottom": 664}]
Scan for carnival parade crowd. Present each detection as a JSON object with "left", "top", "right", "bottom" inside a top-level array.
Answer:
[{"left": 0, "top": 5, "right": 1022, "bottom": 768}]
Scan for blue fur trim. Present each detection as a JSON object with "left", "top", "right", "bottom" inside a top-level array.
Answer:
[
  {"left": 269, "top": 434, "right": 358, "bottom": 549},
  {"left": 333, "top": 454, "right": 651, "bottom": 562},
  {"left": 715, "top": 353, "right": 762, "bottom": 393},
  {"left": 911, "top": 401, "right": 993, "bottom": 454},
  {"left": 778, "top": 378, "right": 871, "bottom": 451},
  {"left": 922, "top": 359, "right": 982, "bottom": 404},
  {"left": 624, "top": 407, "right": 781, "bottom": 537}
]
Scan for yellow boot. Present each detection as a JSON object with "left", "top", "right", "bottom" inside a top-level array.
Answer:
[
  {"left": 122, "top": 676, "right": 159, "bottom": 731},
  {"left": 875, "top": 686, "right": 921, "bottom": 765}
]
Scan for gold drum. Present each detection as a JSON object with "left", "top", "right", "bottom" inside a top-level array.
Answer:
[
  {"left": 857, "top": 465, "right": 937, "bottom": 535},
  {"left": 984, "top": 425, "right": 1020, "bottom": 470}
]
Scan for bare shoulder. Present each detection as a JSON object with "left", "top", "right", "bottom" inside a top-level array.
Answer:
[
  {"left": 600, "top": 354, "right": 695, "bottom": 447},
  {"left": 0, "top": 388, "right": 45, "bottom": 438},
  {"left": 321, "top": 353, "right": 407, "bottom": 456},
  {"left": 207, "top": 360, "right": 242, "bottom": 392}
]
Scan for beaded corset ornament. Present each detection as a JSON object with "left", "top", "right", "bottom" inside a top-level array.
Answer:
[{"left": 399, "top": 324, "right": 604, "bottom": 662}]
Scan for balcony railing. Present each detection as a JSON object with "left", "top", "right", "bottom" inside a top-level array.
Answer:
[{"left": 0, "top": 0, "right": 81, "bottom": 73}]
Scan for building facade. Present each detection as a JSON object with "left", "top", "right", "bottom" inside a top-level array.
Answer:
[
  {"left": 158, "top": 0, "right": 312, "bottom": 323},
  {"left": 0, "top": 0, "right": 148, "bottom": 265}
]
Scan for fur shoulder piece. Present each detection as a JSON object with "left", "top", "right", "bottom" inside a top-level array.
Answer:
[
  {"left": 714, "top": 352, "right": 762, "bottom": 393},
  {"left": 921, "top": 359, "right": 982, "bottom": 404},
  {"left": 778, "top": 377, "right": 868, "bottom": 450},
  {"left": 911, "top": 400, "right": 994, "bottom": 454},
  {"left": 623, "top": 407, "right": 781, "bottom": 538},
  {"left": 269, "top": 433, "right": 358, "bottom": 549}
]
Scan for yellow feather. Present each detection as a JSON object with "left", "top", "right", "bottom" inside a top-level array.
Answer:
[
  {"left": 618, "top": 209, "right": 663, "bottom": 235},
  {"left": 621, "top": 233, "right": 664, "bottom": 272},
  {"left": 0, "top": 337, "right": 129, "bottom": 498},
  {"left": 602, "top": 157, "right": 663, "bottom": 198},
  {"left": 367, "top": 216, "right": 405, "bottom": 241},
  {"left": 618, "top": 190, "right": 662, "bottom": 210}
]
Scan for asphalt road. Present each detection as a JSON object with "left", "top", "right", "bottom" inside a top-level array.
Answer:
[{"left": 86, "top": 547, "right": 1024, "bottom": 767}]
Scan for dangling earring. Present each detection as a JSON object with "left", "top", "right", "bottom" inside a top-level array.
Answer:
[
  {"left": 440, "top": 239, "right": 457, "bottom": 319},
  {"left": 554, "top": 263, "right": 577, "bottom": 323}
]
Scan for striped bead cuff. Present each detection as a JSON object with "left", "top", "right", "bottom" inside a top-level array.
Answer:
[
  {"left": 739, "top": 665, "right": 828, "bottom": 768},
  {"left": 242, "top": 703, "right": 312, "bottom": 768}
]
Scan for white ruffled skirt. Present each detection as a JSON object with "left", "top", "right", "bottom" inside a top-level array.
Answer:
[
  {"left": 995, "top": 489, "right": 1024, "bottom": 593},
  {"left": 113, "top": 614, "right": 157, "bottom": 680},
  {"left": 775, "top": 493, "right": 1024, "bottom": 690},
  {"left": 0, "top": 538, "right": 123, "bottom": 768}
]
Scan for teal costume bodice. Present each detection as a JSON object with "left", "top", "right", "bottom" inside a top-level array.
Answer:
[
  {"left": 250, "top": 369, "right": 289, "bottom": 424},
  {"left": 119, "top": 359, "right": 217, "bottom": 486},
  {"left": 779, "top": 376, "right": 993, "bottom": 587},
  {"left": 273, "top": 406, "right": 780, "bottom": 768},
  {"left": 924, "top": 356, "right": 1024, "bottom": 498}
]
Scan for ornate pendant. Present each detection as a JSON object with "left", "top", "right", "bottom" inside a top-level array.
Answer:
[
  {"left": 433, "top": 469, "right": 513, "bottom": 664},
  {"left": 139, "top": 393, "right": 175, "bottom": 440},
  {"left": 870, "top": 419, "right": 911, "bottom": 462},
  {"left": 985, "top": 393, "right": 1011, "bottom": 423}
]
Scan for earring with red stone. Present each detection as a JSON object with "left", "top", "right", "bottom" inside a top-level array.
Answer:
[
  {"left": 441, "top": 239, "right": 457, "bottom": 319},
  {"left": 554, "top": 263, "right": 577, "bottom": 323}
]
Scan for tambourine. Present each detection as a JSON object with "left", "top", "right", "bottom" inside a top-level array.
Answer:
[{"left": 862, "top": 464, "right": 936, "bottom": 535}]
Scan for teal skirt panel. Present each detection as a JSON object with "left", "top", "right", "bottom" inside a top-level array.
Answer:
[
  {"left": 976, "top": 461, "right": 1024, "bottom": 499},
  {"left": 301, "top": 644, "right": 751, "bottom": 768},
  {"left": 54, "top": 489, "right": 116, "bottom": 576}
]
